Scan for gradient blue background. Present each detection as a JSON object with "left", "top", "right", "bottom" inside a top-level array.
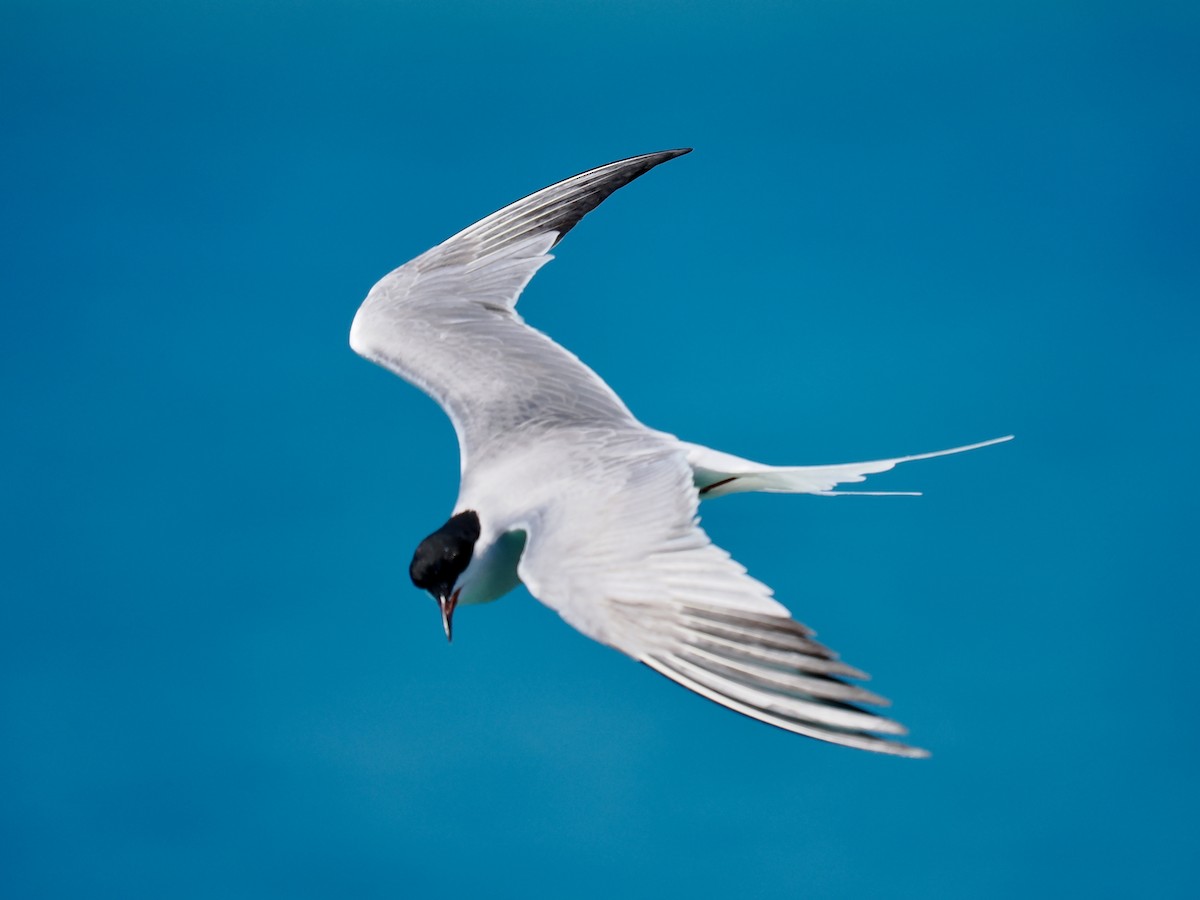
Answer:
[{"left": 3, "top": 2, "right": 1198, "bottom": 897}]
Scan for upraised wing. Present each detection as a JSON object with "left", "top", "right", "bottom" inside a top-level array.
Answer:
[
  {"left": 349, "top": 150, "right": 691, "bottom": 468},
  {"left": 514, "top": 438, "right": 929, "bottom": 758}
]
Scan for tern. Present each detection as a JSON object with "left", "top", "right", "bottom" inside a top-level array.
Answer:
[{"left": 350, "top": 149, "right": 1010, "bottom": 757}]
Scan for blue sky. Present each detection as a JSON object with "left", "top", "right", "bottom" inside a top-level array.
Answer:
[{"left": 3, "top": 1, "right": 1198, "bottom": 897}]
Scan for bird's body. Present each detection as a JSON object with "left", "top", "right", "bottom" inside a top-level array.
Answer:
[{"left": 351, "top": 149, "right": 1009, "bottom": 757}]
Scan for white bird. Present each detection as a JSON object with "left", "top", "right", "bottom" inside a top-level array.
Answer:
[{"left": 350, "top": 149, "right": 1010, "bottom": 757}]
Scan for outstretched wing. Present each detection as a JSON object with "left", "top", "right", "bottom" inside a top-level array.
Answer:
[
  {"left": 515, "top": 441, "right": 929, "bottom": 757},
  {"left": 349, "top": 150, "right": 691, "bottom": 467}
]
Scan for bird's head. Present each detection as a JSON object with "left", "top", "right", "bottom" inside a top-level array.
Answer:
[{"left": 409, "top": 510, "right": 481, "bottom": 642}]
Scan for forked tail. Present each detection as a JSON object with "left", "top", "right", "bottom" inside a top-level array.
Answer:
[{"left": 683, "top": 436, "right": 1013, "bottom": 499}]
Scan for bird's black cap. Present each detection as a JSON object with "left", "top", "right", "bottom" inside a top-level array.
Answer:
[{"left": 409, "top": 510, "right": 481, "bottom": 600}]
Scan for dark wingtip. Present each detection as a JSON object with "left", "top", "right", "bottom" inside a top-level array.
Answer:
[
  {"left": 451, "top": 148, "right": 694, "bottom": 255},
  {"left": 609, "top": 147, "right": 692, "bottom": 163},
  {"left": 544, "top": 148, "right": 693, "bottom": 246}
]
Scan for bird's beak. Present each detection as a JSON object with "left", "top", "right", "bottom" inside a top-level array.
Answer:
[{"left": 438, "top": 588, "right": 461, "bottom": 643}]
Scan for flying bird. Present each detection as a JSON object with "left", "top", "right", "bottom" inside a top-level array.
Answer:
[{"left": 350, "top": 149, "right": 1009, "bottom": 757}]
